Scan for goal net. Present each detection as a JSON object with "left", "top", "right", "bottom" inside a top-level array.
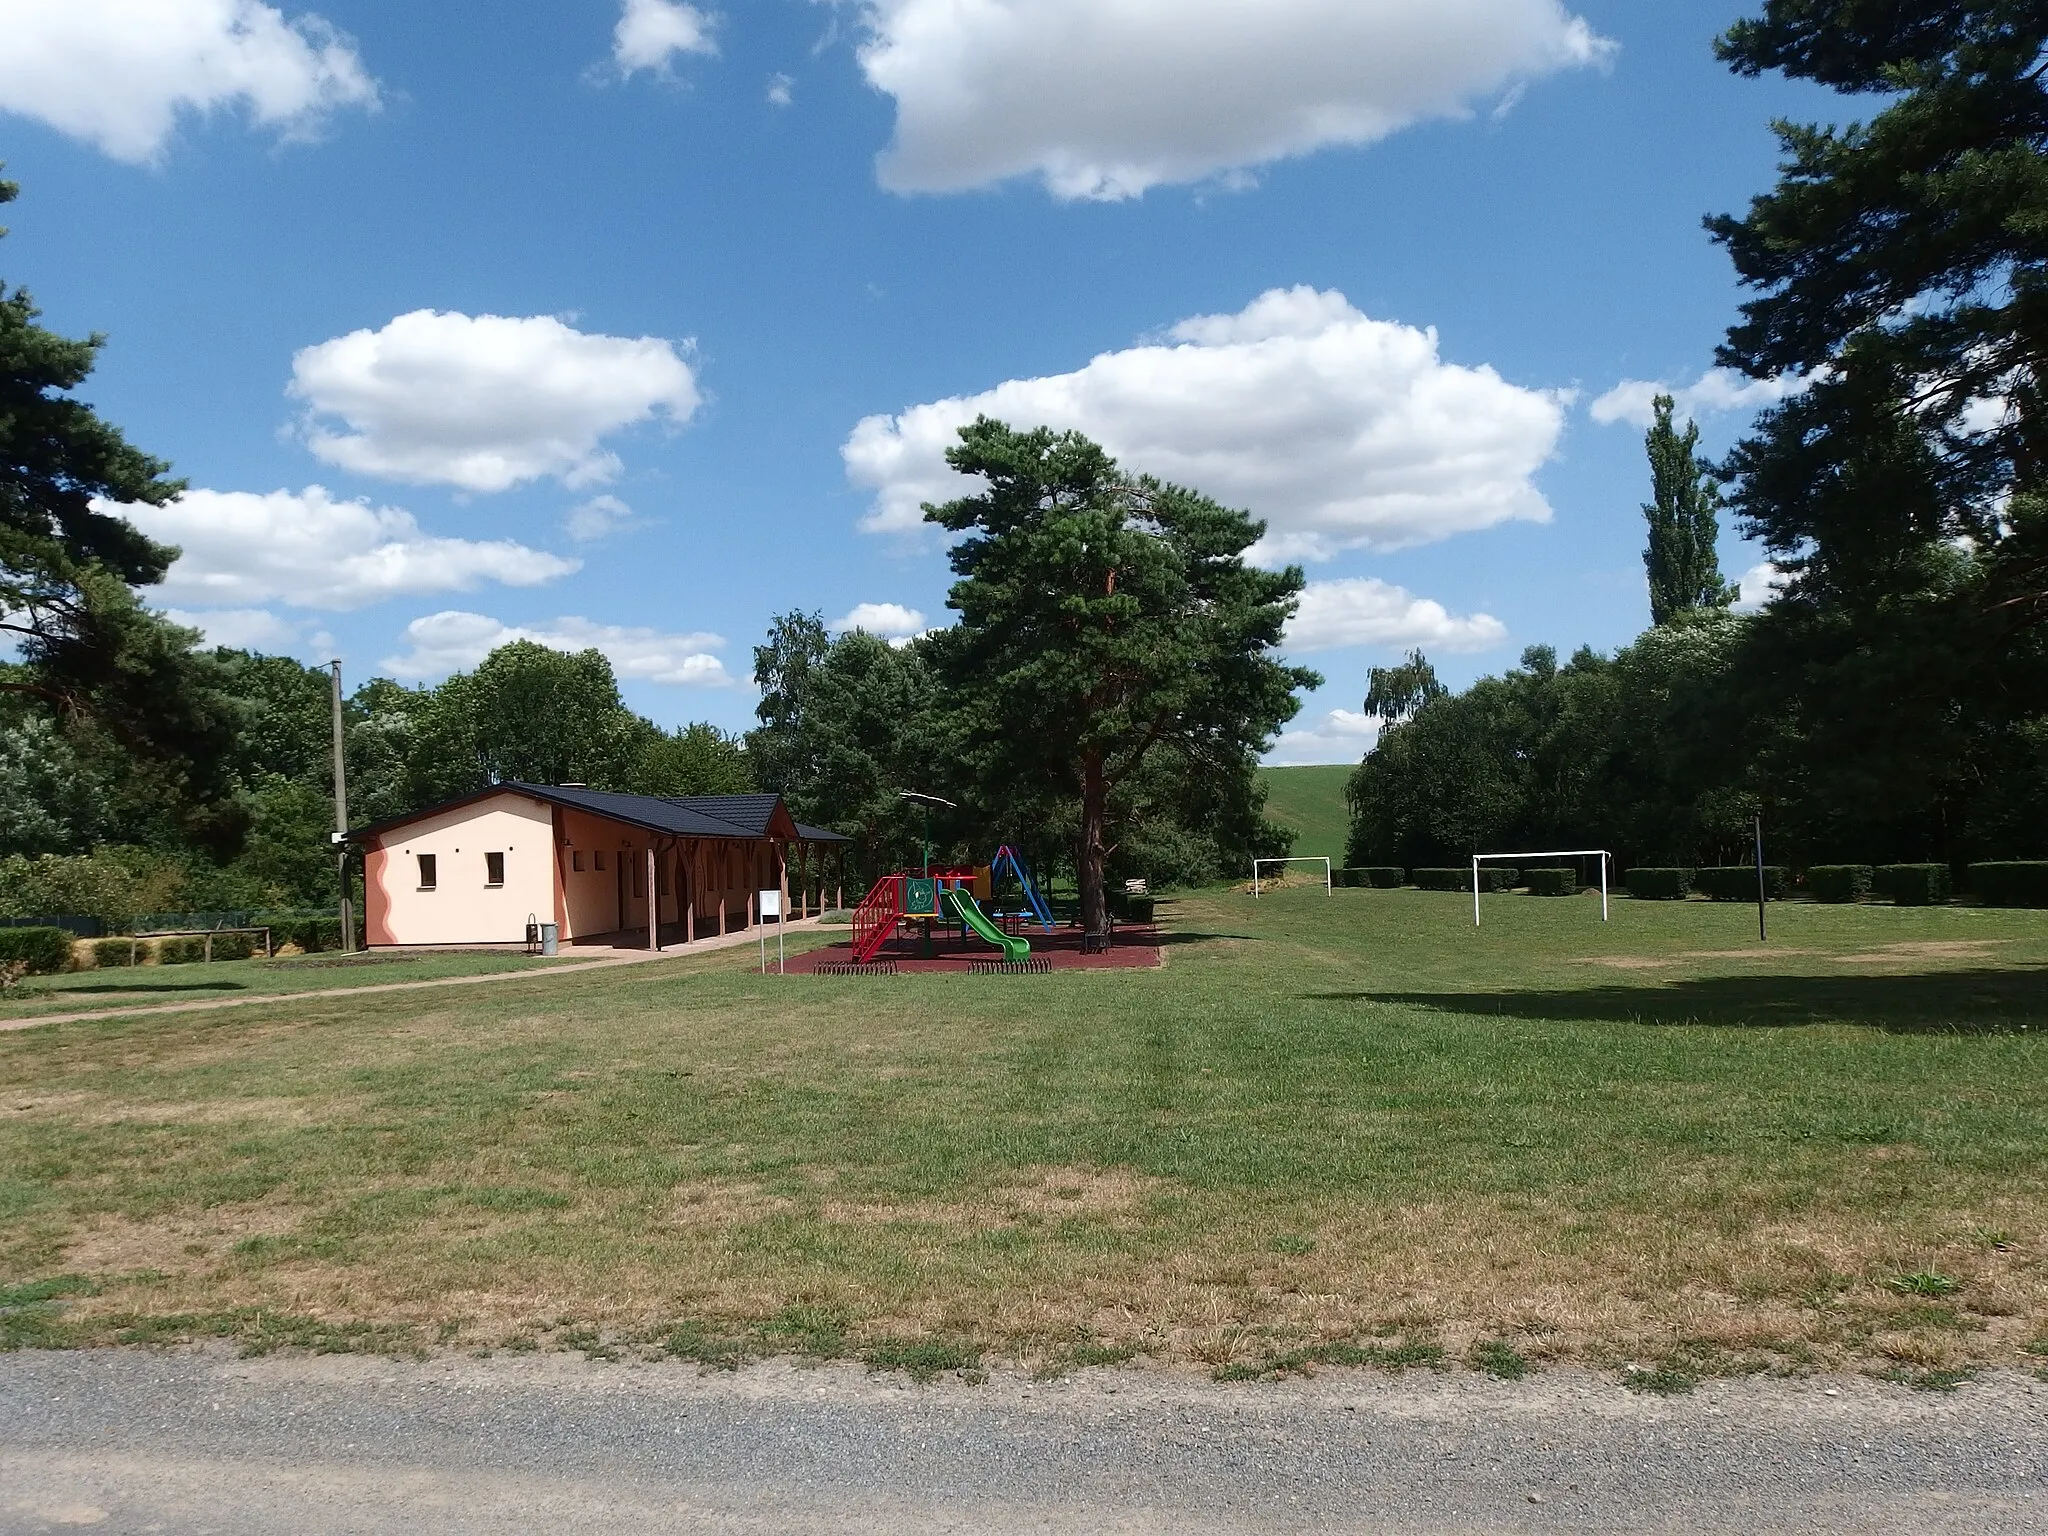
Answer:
[
  {"left": 1470, "top": 850, "right": 1611, "bottom": 925},
  {"left": 1252, "top": 856, "right": 1332, "bottom": 897}
]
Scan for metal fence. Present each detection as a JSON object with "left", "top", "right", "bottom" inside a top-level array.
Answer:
[{"left": 0, "top": 914, "right": 103, "bottom": 938}]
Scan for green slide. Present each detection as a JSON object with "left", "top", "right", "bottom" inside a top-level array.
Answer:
[{"left": 944, "top": 889, "right": 1031, "bottom": 964}]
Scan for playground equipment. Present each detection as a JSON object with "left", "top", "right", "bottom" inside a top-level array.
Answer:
[{"left": 849, "top": 847, "right": 1054, "bottom": 965}]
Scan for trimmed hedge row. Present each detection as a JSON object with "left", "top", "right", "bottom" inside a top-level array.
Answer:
[
  {"left": 1880, "top": 863, "right": 1950, "bottom": 906},
  {"left": 1626, "top": 868, "right": 1691, "bottom": 901},
  {"left": 1696, "top": 866, "right": 1791, "bottom": 901},
  {"left": 1805, "top": 865, "right": 1874, "bottom": 903},
  {"left": 1524, "top": 868, "right": 1580, "bottom": 897},
  {"left": 1413, "top": 868, "right": 1520, "bottom": 893},
  {"left": 0, "top": 926, "right": 73, "bottom": 975},
  {"left": 1333, "top": 867, "right": 1406, "bottom": 889},
  {"left": 1968, "top": 862, "right": 2048, "bottom": 908}
]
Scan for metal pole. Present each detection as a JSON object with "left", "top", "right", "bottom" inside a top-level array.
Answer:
[
  {"left": 330, "top": 660, "right": 356, "bottom": 953},
  {"left": 1472, "top": 856, "right": 1481, "bottom": 927},
  {"left": 1600, "top": 854, "right": 1610, "bottom": 922},
  {"left": 1754, "top": 814, "right": 1768, "bottom": 944}
]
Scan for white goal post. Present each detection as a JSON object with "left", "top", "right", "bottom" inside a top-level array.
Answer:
[
  {"left": 1471, "top": 850, "right": 1611, "bottom": 926},
  {"left": 1253, "top": 857, "right": 1332, "bottom": 897}
]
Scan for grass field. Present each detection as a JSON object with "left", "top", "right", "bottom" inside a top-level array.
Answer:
[
  {"left": 4, "top": 887, "right": 2047, "bottom": 1387},
  {"left": 0, "top": 952, "right": 580, "bottom": 1022},
  {"left": 1256, "top": 764, "right": 1352, "bottom": 865}
]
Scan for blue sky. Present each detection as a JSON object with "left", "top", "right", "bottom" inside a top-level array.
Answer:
[{"left": 0, "top": 0, "right": 1837, "bottom": 761}]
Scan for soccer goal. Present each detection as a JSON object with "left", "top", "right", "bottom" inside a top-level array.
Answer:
[
  {"left": 1470, "top": 850, "right": 1611, "bottom": 925},
  {"left": 1253, "top": 856, "right": 1332, "bottom": 897}
]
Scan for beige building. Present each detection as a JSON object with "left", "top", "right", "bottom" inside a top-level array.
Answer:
[{"left": 351, "top": 783, "right": 848, "bottom": 950}]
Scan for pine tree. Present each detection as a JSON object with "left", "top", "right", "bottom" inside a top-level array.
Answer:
[{"left": 1642, "top": 395, "right": 1735, "bottom": 625}]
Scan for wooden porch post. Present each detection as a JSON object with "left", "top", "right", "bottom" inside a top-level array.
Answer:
[
  {"left": 778, "top": 842, "right": 790, "bottom": 927},
  {"left": 836, "top": 847, "right": 844, "bottom": 913},
  {"left": 647, "top": 846, "right": 659, "bottom": 952},
  {"left": 716, "top": 842, "right": 728, "bottom": 936},
  {"left": 683, "top": 838, "right": 696, "bottom": 944}
]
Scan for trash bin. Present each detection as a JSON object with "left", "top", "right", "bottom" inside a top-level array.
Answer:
[{"left": 539, "top": 922, "right": 559, "bottom": 957}]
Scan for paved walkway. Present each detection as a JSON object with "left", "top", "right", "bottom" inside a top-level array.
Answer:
[
  {"left": 0, "top": 918, "right": 831, "bottom": 1034},
  {"left": 3, "top": 1350, "right": 2043, "bottom": 1533}
]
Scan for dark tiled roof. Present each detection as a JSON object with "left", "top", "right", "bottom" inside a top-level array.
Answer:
[
  {"left": 794, "top": 821, "right": 852, "bottom": 844},
  {"left": 350, "top": 782, "right": 851, "bottom": 844},
  {"left": 661, "top": 793, "right": 784, "bottom": 838}
]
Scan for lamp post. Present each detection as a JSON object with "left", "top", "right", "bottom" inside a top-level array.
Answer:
[
  {"left": 899, "top": 791, "right": 956, "bottom": 956},
  {"left": 330, "top": 659, "right": 356, "bottom": 954}
]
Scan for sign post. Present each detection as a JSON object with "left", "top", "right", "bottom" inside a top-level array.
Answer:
[{"left": 759, "top": 888, "right": 783, "bottom": 974}]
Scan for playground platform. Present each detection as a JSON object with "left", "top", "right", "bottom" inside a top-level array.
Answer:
[{"left": 785, "top": 923, "right": 1162, "bottom": 975}]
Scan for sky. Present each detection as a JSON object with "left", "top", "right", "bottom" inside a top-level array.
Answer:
[{"left": 0, "top": 0, "right": 1841, "bottom": 763}]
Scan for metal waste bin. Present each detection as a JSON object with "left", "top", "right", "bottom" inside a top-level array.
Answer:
[{"left": 538, "top": 922, "right": 559, "bottom": 957}]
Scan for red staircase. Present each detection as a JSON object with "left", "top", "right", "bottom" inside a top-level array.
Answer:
[{"left": 851, "top": 875, "right": 904, "bottom": 964}]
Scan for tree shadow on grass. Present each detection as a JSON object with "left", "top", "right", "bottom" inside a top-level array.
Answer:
[
  {"left": 1310, "top": 965, "right": 2048, "bottom": 1035},
  {"left": 33, "top": 980, "right": 250, "bottom": 999}
]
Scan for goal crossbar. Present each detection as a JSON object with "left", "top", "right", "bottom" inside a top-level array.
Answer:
[
  {"left": 1470, "top": 849, "right": 1611, "bottom": 926},
  {"left": 1252, "top": 856, "right": 1332, "bottom": 897}
]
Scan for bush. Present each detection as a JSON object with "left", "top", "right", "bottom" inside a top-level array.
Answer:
[
  {"left": 1695, "top": 866, "right": 1790, "bottom": 901},
  {"left": 1805, "top": 865, "right": 1874, "bottom": 904},
  {"left": 1413, "top": 867, "right": 1517, "bottom": 893},
  {"left": 1524, "top": 868, "right": 1579, "bottom": 897},
  {"left": 1881, "top": 864, "right": 1951, "bottom": 906},
  {"left": 1113, "top": 894, "right": 1156, "bottom": 923},
  {"left": 1966, "top": 862, "right": 2048, "bottom": 908},
  {"left": 158, "top": 937, "right": 206, "bottom": 965},
  {"left": 91, "top": 937, "right": 140, "bottom": 968},
  {"left": 1357, "top": 867, "right": 1406, "bottom": 889},
  {"left": 1626, "top": 868, "right": 1692, "bottom": 901},
  {"left": 0, "top": 926, "right": 72, "bottom": 975},
  {"left": 209, "top": 932, "right": 256, "bottom": 961},
  {"left": 259, "top": 916, "right": 342, "bottom": 953}
]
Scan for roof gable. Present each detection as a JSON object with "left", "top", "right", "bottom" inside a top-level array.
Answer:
[{"left": 350, "top": 783, "right": 834, "bottom": 843}]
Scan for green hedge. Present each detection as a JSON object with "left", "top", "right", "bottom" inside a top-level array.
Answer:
[
  {"left": 1524, "top": 868, "right": 1580, "bottom": 897},
  {"left": 1414, "top": 868, "right": 1518, "bottom": 893},
  {"left": 267, "top": 917, "right": 343, "bottom": 953},
  {"left": 91, "top": 937, "right": 141, "bottom": 968},
  {"left": 0, "top": 926, "right": 72, "bottom": 975},
  {"left": 1626, "top": 868, "right": 1692, "bottom": 901},
  {"left": 1335, "top": 867, "right": 1405, "bottom": 889},
  {"left": 1880, "top": 863, "right": 1951, "bottom": 906},
  {"left": 1695, "top": 866, "right": 1790, "bottom": 901},
  {"left": 158, "top": 937, "right": 206, "bottom": 965},
  {"left": 1966, "top": 862, "right": 2048, "bottom": 908},
  {"left": 1805, "top": 865, "right": 1874, "bottom": 904},
  {"left": 1112, "top": 894, "right": 1156, "bottom": 923}
]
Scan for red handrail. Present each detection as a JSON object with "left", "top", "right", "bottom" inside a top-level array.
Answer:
[{"left": 851, "top": 875, "right": 903, "bottom": 963}]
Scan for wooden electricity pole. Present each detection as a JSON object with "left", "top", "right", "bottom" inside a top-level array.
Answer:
[{"left": 331, "top": 660, "right": 356, "bottom": 953}]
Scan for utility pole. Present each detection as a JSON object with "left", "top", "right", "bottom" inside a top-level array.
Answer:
[{"left": 331, "top": 660, "right": 356, "bottom": 953}]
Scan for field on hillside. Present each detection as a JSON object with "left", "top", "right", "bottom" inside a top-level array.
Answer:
[
  {"left": 1256, "top": 764, "right": 1352, "bottom": 864},
  {"left": 5, "top": 888, "right": 2048, "bottom": 1387}
]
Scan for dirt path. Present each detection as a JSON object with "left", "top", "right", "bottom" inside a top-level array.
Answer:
[
  {"left": 0, "top": 919, "right": 829, "bottom": 1034},
  {"left": 3, "top": 1350, "right": 2043, "bottom": 1533}
]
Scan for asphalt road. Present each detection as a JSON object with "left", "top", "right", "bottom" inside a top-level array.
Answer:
[{"left": 3, "top": 1350, "right": 2045, "bottom": 1533}]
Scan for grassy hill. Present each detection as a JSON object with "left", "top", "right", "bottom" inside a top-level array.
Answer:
[{"left": 1257, "top": 763, "right": 1353, "bottom": 864}]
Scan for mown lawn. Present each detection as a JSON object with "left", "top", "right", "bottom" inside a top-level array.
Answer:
[{"left": 3, "top": 887, "right": 2046, "bottom": 1385}]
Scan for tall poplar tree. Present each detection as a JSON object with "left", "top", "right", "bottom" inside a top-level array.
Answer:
[
  {"left": 925, "top": 419, "right": 1317, "bottom": 936},
  {"left": 1642, "top": 395, "right": 1736, "bottom": 625}
]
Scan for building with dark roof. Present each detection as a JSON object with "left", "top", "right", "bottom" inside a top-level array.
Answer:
[{"left": 348, "top": 783, "right": 849, "bottom": 950}]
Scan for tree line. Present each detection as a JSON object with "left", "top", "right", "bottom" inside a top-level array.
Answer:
[{"left": 1349, "top": 1, "right": 2048, "bottom": 877}]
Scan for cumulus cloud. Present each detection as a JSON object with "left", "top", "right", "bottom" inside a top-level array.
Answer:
[
  {"left": 564, "top": 494, "right": 642, "bottom": 543},
  {"left": 0, "top": 0, "right": 377, "bottom": 163},
  {"left": 290, "top": 310, "right": 701, "bottom": 493},
  {"left": 1732, "top": 561, "right": 1790, "bottom": 614},
  {"left": 844, "top": 287, "right": 1567, "bottom": 563},
  {"left": 613, "top": 0, "right": 716, "bottom": 76},
  {"left": 1286, "top": 578, "right": 1506, "bottom": 654},
  {"left": 161, "top": 606, "right": 304, "bottom": 652},
  {"left": 831, "top": 602, "right": 929, "bottom": 643},
  {"left": 766, "top": 72, "right": 794, "bottom": 107},
  {"left": 1590, "top": 368, "right": 1809, "bottom": 429},
  {"left": 383, "top": 611, "right": 732, "bottom": 686},
  {"left": 119, "top": 486, "right": 579, "bottom": 611},
  {"left": 1266, "top": 708, "right": 1383, "bottom": 767},
  {"left": 854, "top": 0, "right": 1613, "bottom": 200}
]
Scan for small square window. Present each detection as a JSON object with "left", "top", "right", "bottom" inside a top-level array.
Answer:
[
  {"left": 485, "top": 852, "right": 505, "bottom": 887},
  {"left": 572, "top": 850, "right": 584, "bottom": 873},
  {"left": 417, "top": 853, "right": 438, "bottom": 890},
  {"left": 595, "top": 850, "right": 607, "bottom": 872}
]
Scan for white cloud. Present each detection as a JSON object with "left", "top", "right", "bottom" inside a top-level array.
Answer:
[
  {"left": 564, "top": 494, "right": 641, "bottom": 543},
  {"left": 119, "top": 486, "right": 579, "bottom": 611},
  {"left": 854, "top": 0, "right": 1613, "bottom": 200},
  {"left": 0, "top": 0, "right": 377, "bottom": 163},
  {"left": 1286, "top": 578, "right": 1507, "bottom": 654},
  {"left": 844, "top": 286, "right": 1567, "bottom": 563},
  {"left": 1590, "top": 368, "right": 1809, "bottom": 429},
  {"left": 1732, "top": 561, "right": 1789, "bottom": 614},
  {"left": 290, "top": 310, "right": 701, "bottom": 493},
  {"left": 831, "top": 602, "right": 929, "bottom": 643},
  {"left": 613, "top": 0, "right": 716, "bottom": 75},
  {"left": 1266, "top": 708, "right": 1382, "bottom": 767},
  {"left": 766, "top": 72, "right": 794, "bottom": 107},
  {"left": 162, "top": 606, "right": 303, "bottom": 652},
  {"left": 383, "top": 611, "right": 732, "bottom": 687}
]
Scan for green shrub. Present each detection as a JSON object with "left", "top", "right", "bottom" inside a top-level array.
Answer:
[
  {"left": 91, "top": 937, "right": 140, "bottom": 968},
  {"left": 0, "top": 927, "right": 72, "bottom": 975},
  {"left": 157, "top": 937, "right": 206, "bottom": 965},
  {"left": 1881, "top": 864, "right": 1951, "bottom": 906},
  {"left": 1358, "top": 867, "right": 1405, "bottom": 889},
  {"left": 1966, "top": 862, "right": 2048, "bottom": 908},
  {"left": 1805, "top": 865, "right": 1874, "bottom": 904},
  {"left": 209, "top": 932, "right": 256, "bottom": 961},
  {"left": 1413, "top": 868, "right": 1516, "bottom": 893},
  {"left": 1113, "top": 895, "right": 1156, "bottom": 923},
  {"left": 1626, "top": 868, "right": 1692, "bottom": 901},
  {"left": 1524, "top": 868, "right": 1579, "bottom": 897},
  {"left": 1695, "top": 866, "right": 1790, "bottom": 901}
]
